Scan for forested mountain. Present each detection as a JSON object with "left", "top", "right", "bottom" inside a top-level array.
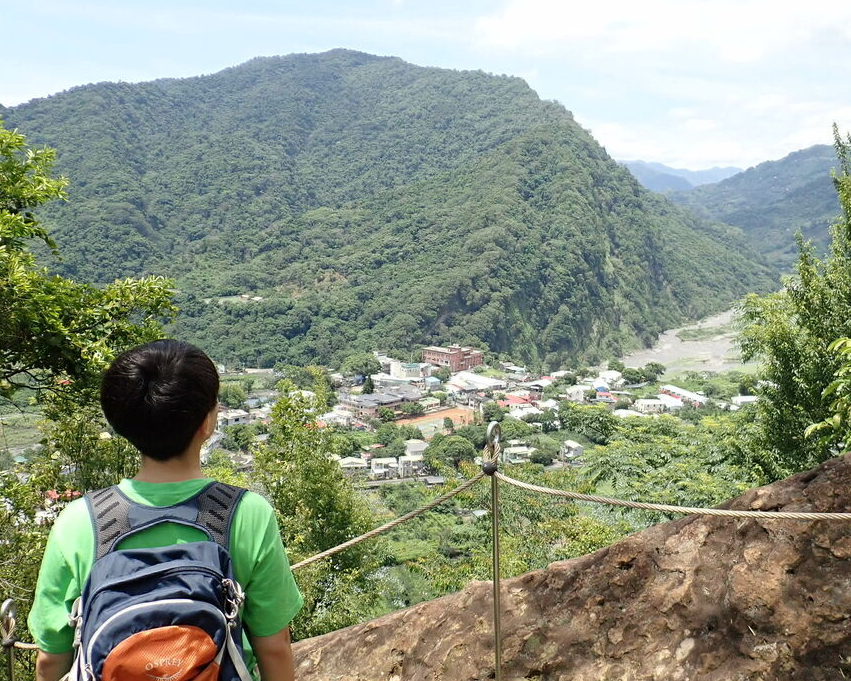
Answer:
[
  {"left": 669, "top": 145, "right": 839, "bottom": 267},
  {"left": 623, "top": 160, "right": 741, "bottom": 191},
  {"left": 2, "top": 50, "right": 777, "bottom": 368}
]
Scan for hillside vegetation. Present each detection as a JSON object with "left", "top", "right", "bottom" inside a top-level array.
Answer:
[
  {"left": 3, "top": 49, "right": 777, "bottom": 368},
  {"left": 670, "top": 144, "right": 839, "bottom": 267}
]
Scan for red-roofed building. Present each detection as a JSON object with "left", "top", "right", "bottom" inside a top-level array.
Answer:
[{"left": 497, "top": 394, "right": 532, "bottom": 408}]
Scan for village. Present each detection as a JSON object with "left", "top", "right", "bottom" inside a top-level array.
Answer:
[{"left": 209, "top": 344, "right": 761, "bottom": 483}]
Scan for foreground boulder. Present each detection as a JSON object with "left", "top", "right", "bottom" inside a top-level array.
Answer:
[{"left": 293, "top": 454, "right": 851, "bottom": 680}]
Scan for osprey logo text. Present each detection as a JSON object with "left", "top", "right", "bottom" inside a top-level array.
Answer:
[{"left": 145, "top": 657, "right": 184, "bottom": 681}]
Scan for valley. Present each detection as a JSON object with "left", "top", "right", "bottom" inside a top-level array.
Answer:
[
  {"left": 3, "top": 42, "right": 850, "bottom": 679},
  {"left": 620, "top": 308, "right": 754, "bottom": 373}
]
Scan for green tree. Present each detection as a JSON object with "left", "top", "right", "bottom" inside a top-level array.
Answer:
[
  {"left": 376, "top": 422, "right": 400, "bottom": 444},
  {"left": 221, "top": 424, "right": 253, "bottom": 451},
  {"left": 341, "top": 352, "right": 381, "bottom": 377},
  {"left": 0, "top": 119, "right": 174, "bottom": 411},
  {"left": 621, "top": 367, "right": 644, "bottom": 384},
  {"left": 500, "top": 417, "right": 534, "bottom": 440},
  {"left": 642, "top": 362, "right": 666, "bottom": 382},
  {"left": 398, "top": 424, "right": 423, "bottom": 440},
  {"left": 274, "top": 364, "right": 333, "bottom": 393},
  {"left": 806, "top": 338, "right": 851, "bottom": 447},
  {"left": 400, "top": 402, "right": 425, "bottom": 416},
  {"left": 385, "top": 438, "right": 406, "bottom": 459},
  {"left": 362, "top": 375, "right": 375, "bottom": 394},
  {"left": 607, "top": 359, "right": 625, "bottom": 372},
  {"left": 219, "top": 382, "right": 247, "bottom": 408},
  {"left": 253, "top": 380, "right": 378, "bottom": 639},
  {"left": 377, "top": 406, "right": 395, "bottom": 422},
  {"left": 558, "top": 402, "right": 618, "bottom": 444},
  {"left": 443, "top": 416, "right": 454, "bottom": 431},
  {"left": 482, "top": 401, "right": 506, "bottom": 423},
  {"left": 530, "top": 451, "right": 554, "bottom": 466},
  {"left": 426, "top": 435, "right": 476, "bottom": 469},
  {"left": 454, "top": 423, "right": 487, "bottom": 449},
  {"left": 525, "top": 409, "right": 558, "bottom": 433},
  {"left": 434, "top": 367, "right": 451, "bottom": 382},
  {"left": 582, "top": 414, "right": 760, "bottom": 521},
  {"left": 740, "top": 127, "right": 851, "bottom": 477},
  {"left": 0, "top": 120, "right": 174, "bottom": 669}
]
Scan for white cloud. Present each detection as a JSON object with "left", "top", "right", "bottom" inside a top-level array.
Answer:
[
  {"left": 472, "top": 0, "right": 851, "bottom": 64},
  {"left": 586, "top": 117, "right": 748, "bottom": 168},
  {"left": 469, "top": 0, "right": 851, "bottom": 166},
  {"left": 681, "top": 118, "right": 716, "bottom": 133},
  {"left": 668, "top": 107, "right": 698, "bottom": 120}
]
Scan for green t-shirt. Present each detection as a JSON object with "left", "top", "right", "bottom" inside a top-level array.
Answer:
[{"left": 28, "top": 478, "right": 303, "bottom": 669}]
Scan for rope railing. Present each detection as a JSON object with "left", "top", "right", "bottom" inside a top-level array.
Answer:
[
  {"left": 494, "top": 472, "right": 851, "bottom": 520},
  {"left": 7, "top": 421, "right": 851, "bottom": 681},
  {"left": 290, "top": 471, "right": 486, "bottom": 571},
  {"left": 291, "top": 431, "right": 502, "bottom": 572}
]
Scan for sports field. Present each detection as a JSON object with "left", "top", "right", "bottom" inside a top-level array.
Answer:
[{"left": 396, "top": 406, "right": 477, "bottom": 438}]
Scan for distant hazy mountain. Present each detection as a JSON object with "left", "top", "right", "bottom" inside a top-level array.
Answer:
[
  {"left": 621, "top": 162, "right": 693, "bottom": 191},
  {"left": 623, "top": 160, "right": 742, "bottom": 191},
  {"left": 669, "top": 144, "right": 839, "bottom": 268}
]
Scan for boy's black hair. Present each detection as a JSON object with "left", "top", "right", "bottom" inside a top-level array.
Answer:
[{"left": 100, "top": 339, "right": 220, "bottom": 461}]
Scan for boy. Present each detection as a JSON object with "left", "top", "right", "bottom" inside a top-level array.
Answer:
[{"left": 28, "top": 339, "right": 302, "bottom": 681}]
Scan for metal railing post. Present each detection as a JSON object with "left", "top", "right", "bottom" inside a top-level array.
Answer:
[
  {"left": 1, "top": 599, "right": 17, "bottom": 681},
  {"left": 483, "top": 422, "right": 503, "bottom": 681}
]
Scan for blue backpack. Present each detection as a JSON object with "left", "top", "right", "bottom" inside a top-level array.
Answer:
[{"left": 66, "top": 482, "right": 254, "bottom": 681}]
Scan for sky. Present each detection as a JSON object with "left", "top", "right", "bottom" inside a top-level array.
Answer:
[{"left": 3, "top": 0, "right": 850, "bottom": 169}]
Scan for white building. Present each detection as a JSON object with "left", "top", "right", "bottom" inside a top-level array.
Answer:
[
  {"left": 656, "top": 394, "right": 684, "bottom": 410},
  {"left": 634, "top": 398, "right": 667, "bottom": 414},
  {"left": 500, "top": 362, "right": 528, "bottom": 374},
  {"left": 399, "top": 454, "right": 426, "bottom": 477},
  {"left": 502, "top": 443, "right": 536, "bottom": 462},
  {"left": 371, "top": 456, "right": 399, "bottom": 479},
  {"left": 404, "top": 439, "right": 429, "bottom": 456},
  {"left": 731, "top": 395, "right": 759, "bottom": 406},
  {"left": 560, "top": 440, "right": 584, "bottom": 460},
  {"left": 319, "top": 409, "right": 355, "bottom": 427},
  {"left": 218, "top": 409, "right": 250, "bottom": 428},
  {"left": 562, "top": 384, "right": 589, "bottom": 402},
  {"left": 599, "top": 370, "right": 625, "bottom": 389},
  {"left": 390, "top": 361, "right": 433, "bottom": 379},
  {"left": 338, "top": 457, "right": 369, "bottom": 476},
  {"left": 613, "top": 409, "right": 646, "bottom": 419},
  {"left": 508, "top": 404, "right": 543, "bottom": 420},
  {"left": 449, "top": 371, "right": 507, "bottom": 392},
  {"left": 660, "top": 384, "right": 707, "bottom": 407},
  {"left": 249, "top": 406, "right": 273, "bottom": 422}
]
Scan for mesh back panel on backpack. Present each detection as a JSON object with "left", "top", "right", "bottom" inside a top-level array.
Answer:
[{"left": 67, "top": 482, "right": 253, "bottom": 681}]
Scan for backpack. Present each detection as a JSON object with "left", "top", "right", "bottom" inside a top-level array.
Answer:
[{"left": 65, "top": 482, "right": 254, "bottom": 681}]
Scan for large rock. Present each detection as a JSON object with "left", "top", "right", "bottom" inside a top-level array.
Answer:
[{"left": 293, "top": 455, "right": 851, "bottom": 680}]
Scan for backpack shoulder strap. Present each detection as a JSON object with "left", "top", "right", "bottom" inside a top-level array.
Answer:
[
  {"left": 195, "top": 482, "right": 247, "bottom": 551},
  {"left": 86, "top": 486, "right": 133, "bottom": 561},
  {"left": 85, "top": 482, "right": 247, "bottom": 560}
]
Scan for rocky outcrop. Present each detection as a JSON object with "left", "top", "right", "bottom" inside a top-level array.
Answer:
[{"left": 293, "top": 454, "right": 851, "bottom": 680}]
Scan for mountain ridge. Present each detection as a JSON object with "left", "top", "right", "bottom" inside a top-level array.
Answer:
[
  {"left": 669, "top": 143, "right": 839, "bottom": 267},
  {"left": 622, "top": 160, "right": 741, "bottom": 191},
  {"left": 3, "top": 50, "right": 777, "bottom": 368}
]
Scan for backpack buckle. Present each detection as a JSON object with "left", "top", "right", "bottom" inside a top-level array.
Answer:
[
  {"left": 69, "top": 597, "right": 83, "bottom": 648},
  {"left": 222, "top": 579, "right": 245, "bottom": 622}
]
